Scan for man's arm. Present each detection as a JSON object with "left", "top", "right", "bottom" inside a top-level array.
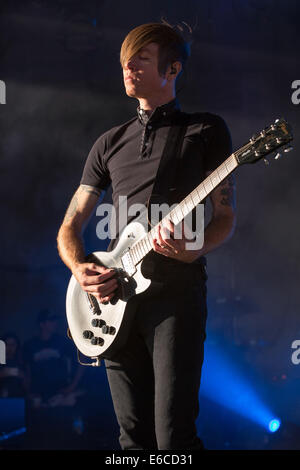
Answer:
[
  {"left": 151, "top": 172, "right": 236, "bottom": 263},
  {"left": 197, "top": 172, "right": 236, "bottom": 257},
  {"left": 57, "top": 184, "right": 118, "bottom": 303}
]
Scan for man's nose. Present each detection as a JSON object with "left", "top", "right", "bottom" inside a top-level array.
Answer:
[{"left": 125, "top": 57, "right": 136, "bottom": 70}]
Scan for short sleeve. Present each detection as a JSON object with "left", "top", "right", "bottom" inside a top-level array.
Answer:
[
  {"left": 80, "top": 133, "right": 111, "bottom": 190},
  {"left": 202, "top": 114, "right": 232, "bottom": 173}
]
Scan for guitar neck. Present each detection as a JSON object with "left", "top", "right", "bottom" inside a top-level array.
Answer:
[{"left": 129, "top": 152, "right": 238, "bottom": 265}]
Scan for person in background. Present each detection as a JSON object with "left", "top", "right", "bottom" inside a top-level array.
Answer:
[
  {"left": 0, "top": 332, "right": 25, "bottom": 398},
  {"left": 23, "top": 309, "right": 84, "bottom": 449},
  {"left": 23, "top": 308, "right": 83, "bottom": 403}
]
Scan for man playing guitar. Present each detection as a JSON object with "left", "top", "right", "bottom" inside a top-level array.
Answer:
[{"left": 57, "top": 22, "right": 236, "bottom": 450}]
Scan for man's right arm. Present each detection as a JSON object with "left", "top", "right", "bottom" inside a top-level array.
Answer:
[{"left": 57, "top": 184, "right": 118, "bottom": 304}]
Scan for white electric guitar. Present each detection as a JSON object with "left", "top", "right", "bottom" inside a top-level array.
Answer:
[{"left": 66, "top": 118, "right": 293, "bottom": 365}]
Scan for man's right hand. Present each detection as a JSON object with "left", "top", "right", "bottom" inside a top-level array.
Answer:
[{"left": 72, "top": 262, "right": 118, "bottom": 304}]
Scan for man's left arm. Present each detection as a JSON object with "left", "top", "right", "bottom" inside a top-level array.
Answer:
[
  {"left": 195, "top": 172, "right": 236, "bottom": 259},
  {"left": 152, "top": 172, "right": 236, "bottom": 263}
]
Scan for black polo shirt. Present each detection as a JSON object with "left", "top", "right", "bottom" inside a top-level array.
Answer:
[{"left": 80, "top": 98, "right": 232, "bottom": 265}]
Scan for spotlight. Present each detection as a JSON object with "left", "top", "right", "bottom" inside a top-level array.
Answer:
[{"left": 268, "top": 419, "right": 281, "bottom": 433}]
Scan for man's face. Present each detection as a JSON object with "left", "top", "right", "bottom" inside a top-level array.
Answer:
[{"left": 123, "top": 42, "right": 168, "bottom": 99}]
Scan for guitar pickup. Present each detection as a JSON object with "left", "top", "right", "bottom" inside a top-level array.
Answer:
[{"left": 121, "top": 250, "right": 136, "bottom": 276}]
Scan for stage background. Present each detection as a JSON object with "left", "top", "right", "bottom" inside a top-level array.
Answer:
[{"left": 0, "top": 0, "right": 299, "bottom": 450}]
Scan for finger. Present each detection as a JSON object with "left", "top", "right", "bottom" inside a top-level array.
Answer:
[
  {"left": 152, "top": 238, "right": 175, "bottom": 257},
  {"left": 86, "top": 263, "right": 115, "bottom": 276},
  {"left": 162, "top": 218, "right": 175, "bottom": 238},
  {"left": 99, "top": 292, "right": 116, "bottom": 304},
  {"left": 81, "top": 274, "right": 104, "bottom": 286},
  {"left": 84, "top": 278, "right": 119, "bottom": 296},
  {"left": 159, "top": 226, "right": 179, "bottom": 253},
  {"left": 97, "top": 269, "right": 117, "bottom": 282},
  {"left": 81, "top": 269, "right": 116, "bottom": 287}
]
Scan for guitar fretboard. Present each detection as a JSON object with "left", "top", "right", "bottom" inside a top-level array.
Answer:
[{"left": 129, "top": 153, "right": 238, "bottom": 266}]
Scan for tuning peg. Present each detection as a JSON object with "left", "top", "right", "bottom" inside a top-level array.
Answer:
[
  {"left": 275, "top": 118, "right": 280, "bottom": 123},
  {"left": 263, "top": 158, "right": 270, "bottom": 165},
  {"left": 283, "top": 145, "right": 293, "bottom": 153},
  {"left": 274, "top": 152, "right": 282, "bottom": 160}
]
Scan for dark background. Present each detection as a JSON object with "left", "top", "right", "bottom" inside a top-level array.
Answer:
[{"left": 0, "top": 0, "right": 299, "bottom": 450}]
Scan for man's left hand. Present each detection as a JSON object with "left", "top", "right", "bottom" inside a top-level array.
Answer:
[{"left": 151, "top": 219, "right": 199, "bottom": 263}]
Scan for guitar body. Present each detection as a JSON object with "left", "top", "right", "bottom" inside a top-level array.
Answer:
[{"left": 66, "top": 221, "right": 152, "bottom": 360}]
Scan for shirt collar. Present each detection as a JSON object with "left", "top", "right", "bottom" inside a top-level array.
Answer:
[{"left": 137, "top": 98, "right": 181, "bottom": 126}]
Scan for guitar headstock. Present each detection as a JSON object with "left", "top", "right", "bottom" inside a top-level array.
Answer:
[{"left": 236, "top": 118, "right": 293, "bottom": 165}]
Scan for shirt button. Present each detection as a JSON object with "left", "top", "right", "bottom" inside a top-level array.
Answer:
[{"left": 148, "top": 125, "right": 152, "bottom": 130}]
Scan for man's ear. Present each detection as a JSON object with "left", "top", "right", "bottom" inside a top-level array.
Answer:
[{"left": 167, "top": 61, "right": 182, "bottom": 80}]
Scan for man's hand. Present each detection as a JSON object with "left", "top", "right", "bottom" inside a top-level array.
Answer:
[
  {"left": 151, "top": 219, "right": 199, "bottom": 263},
  {"left": 72, "top": 262, "right": 118, "bottom": 304}
]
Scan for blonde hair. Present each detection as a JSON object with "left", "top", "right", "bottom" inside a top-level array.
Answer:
[{"left": 120, "top": 22, "right": 191, "bottom": 77}]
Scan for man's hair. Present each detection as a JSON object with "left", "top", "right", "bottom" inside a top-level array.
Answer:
[{"left": 120, "top": 22, "right": 191, "bottom": 78}]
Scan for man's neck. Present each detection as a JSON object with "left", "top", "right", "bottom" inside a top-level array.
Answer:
[{"left": 138, "top": 93, "right": 176, "bottom": 114}]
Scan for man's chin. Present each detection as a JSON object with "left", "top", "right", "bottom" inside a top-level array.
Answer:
[{"left": 124, "top": 86, "right": 139, "bottom": 98}]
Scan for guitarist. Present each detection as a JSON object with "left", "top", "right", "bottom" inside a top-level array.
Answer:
[{"left": 57, "top": 22, "right": 236, "bottom": 450}]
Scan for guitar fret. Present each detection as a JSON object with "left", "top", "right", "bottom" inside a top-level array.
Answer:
[
  {"left": 142, "top": 238, "right": 148, "bottom": 255},
  {"left": 145, "top": 237, "right": 152, "bottom": 252},
  {"left": 172, "top": 209, "right": 180, "bottom": 225},
  {"left": 191, "top": 190, "right": 200, "bottom": 206},
  {"left": 186, "top": 194, "right": 194, "bottom": 211},
  {"left": 131, "top": 248, "right": 137, "bottom": 264},
  {"left": 204, "top": 179, "right": 213, "bottom": 193},
  {"left": 210, "top": 172, "right": 221, "bottom": 188},
  {"left": 140, "top": 241, "right": 145, "bottom": 257},
  {"left": 138, "top": 242, "right": 143, "bottom": 258},
  {"left": 225, "top": 156, "right": 236, "bottom": 172},
  {"left": 133, "top": 246, "right": 139, "bottom": 264},
  {"left": 198, "top": 184, "right": 207, "bottom": 200},
  {"left": 182, "top": 200, "right": 188, "bottom": 217},
  {"left": 137, "top": 243, "right": 142, "bottom": 259}
]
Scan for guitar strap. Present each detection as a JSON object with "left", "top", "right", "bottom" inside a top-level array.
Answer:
[{"left": 148, "top": 111, "right": 190, "bottom": 219}]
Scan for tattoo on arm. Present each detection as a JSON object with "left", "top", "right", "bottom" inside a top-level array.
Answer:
[
  {"left": 63, "top": 185, "right": 100, "bottom": 222},
  {"left": 219, "top": 174, "right": 236, "bottom": 209},
  {"left": 80, "top": 185, "right": 101, "bottom": 197},
  {"left": 64, "top": 193, "right": 79, "bottom": 221}
]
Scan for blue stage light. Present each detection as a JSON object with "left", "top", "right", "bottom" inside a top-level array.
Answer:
[
  {"left": 268, "top": 419, "right": 281, "bottom": 433},
  {"left": 200, "top": 339, "right": 279, "bottom": 431}
]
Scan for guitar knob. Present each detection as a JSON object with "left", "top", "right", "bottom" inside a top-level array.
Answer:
[
  {"left": 83, "top": 330, "right": 94, "bottom": 339},
  {"left": 92, "top": 307, "right": 102, "bottom": 315},
  {"left": 102, "top": 325, "right": 109, "bottom": 334},
  {"left": 91, "top": 318, "right": 106, "bottom": 328},
  {"left": 91, "top": 337, "right": 104, "bottom": 346},
  {"left": 108, "top": 326, "right": 116, "bottom": 335}
]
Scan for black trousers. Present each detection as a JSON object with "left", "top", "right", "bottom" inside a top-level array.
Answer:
[{"left": 105, "top": 260, "right": 208, "bottom": 450}]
